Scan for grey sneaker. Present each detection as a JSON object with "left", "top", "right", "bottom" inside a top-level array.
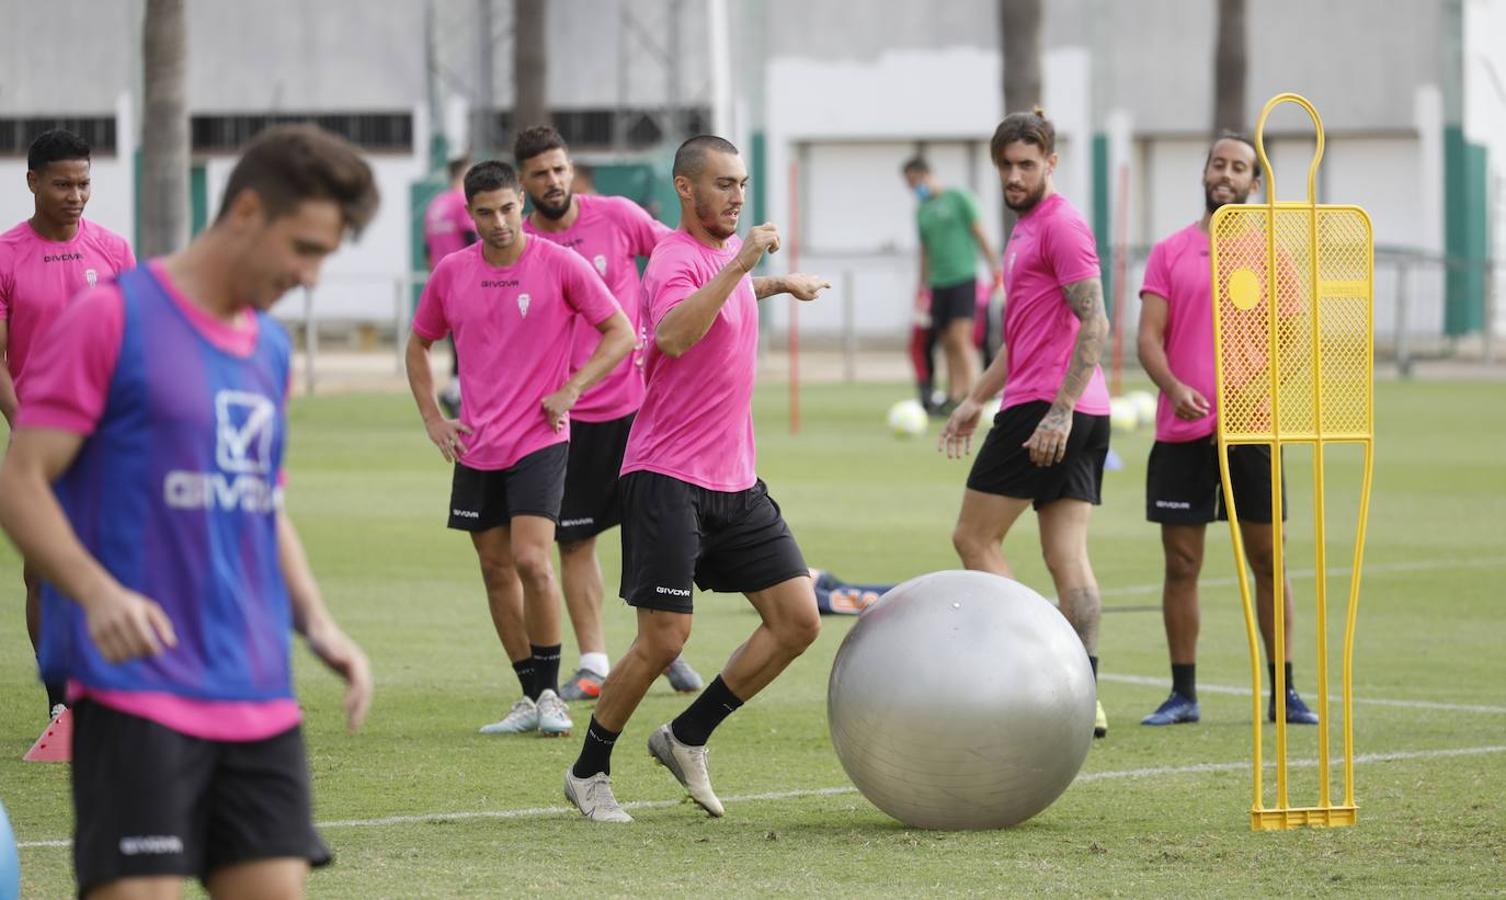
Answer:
[
  {"left": 537, "top": 689, "right": 573, "bottom": 737},
  {"left": 564, "top": 768, "right": 633, "bottom": 823},
  {"left": 479, "top": 695, "right": 538, "bottom": 734},
  {"left": 663, "top": 656, "right": 704, "bottom": 693},
  {"left": 647, "top": 724, "right": 724, "bottom": 817},
  {"left": 559, "top": 668, "right": 604, "bottom": 702}
]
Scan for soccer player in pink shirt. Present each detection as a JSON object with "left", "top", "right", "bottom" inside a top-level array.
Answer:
[
  {"left": 422, "top": 155, "right": 477, "bottom": 417},
  {"left": 939, "top": 109, "right": 1112, "bottom": 740},
  {"left": 563, "top": 135, "right": 829, "bottom": 824},
  {"left": 406, "top": 160, "right": 633, "bottom": 739},
  {"left": 0, "top": 129, "right": 135, "bottom": 721},
  {"left": 1136, "top": 133, "right": 1318, "bottom": 728},
  {"left": 514, "top": 125, "right": 705, "bottom": 702},
  {"left": 0, "top": 124, "right": 375, "bottom": 900}
]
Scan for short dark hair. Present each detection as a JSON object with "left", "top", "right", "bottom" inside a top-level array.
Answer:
[
  {"left": 673, "top": 135, "right": 739, "bottom": 179},
  {"left": 216, "top": 124, "right": 379, "bottom": 235},
  {"left": 27, "top": 129, "right": 92, "bottom": 173},
  {"left": 990, "top": 107, "right": 1056, "bottom": 165},
  {"left": 901, "top": 157, "right": 930, "bottom": 176},
  {"left": 1205, "top": 131, "right": 1262, "bottom": 180},
  {"left": 446, "top": 154, "right": 472, "bottom": 181},
  {"left": 513, "top": 126, "right": 567, "bottom": 167},
  {"left": 463, "top": 160, "right": 520, "bottom": 203}
]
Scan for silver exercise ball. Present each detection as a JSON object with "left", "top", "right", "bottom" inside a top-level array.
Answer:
[{"left": 827, "top": 570, "right": 1096, "bottom": 829}]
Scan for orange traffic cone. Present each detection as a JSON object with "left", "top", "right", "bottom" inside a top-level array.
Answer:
[{"left": 23, "top": 707, "right": 72, "bottom": 763}]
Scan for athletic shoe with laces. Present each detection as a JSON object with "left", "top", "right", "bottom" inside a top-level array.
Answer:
[
  {"left": 478, "top": 695, "right": 538, "bottom": 734},
  {"left": 647, "top": 724, "right": 724, "bottom": 817},
  {"left": 559, "top": 668, "right": 604, "bottom": 701},
  {"left": 564, "top": 768, "right": 633, "bottom": 823},
  {"left": 1140, "top": 692, "right": 1201, "bottom": 726},
  {"left": 1269, "top": 687, "right": 1320, "bottom": 724},
  {"left": 536, "top": 689, "right": 573, "bottom": 736},
  {"left": 662, "top": 656, "right": 704, "bottom": 693},
  {"left": 1094, "top": 700, "right": 1109, "bottom": 738}
]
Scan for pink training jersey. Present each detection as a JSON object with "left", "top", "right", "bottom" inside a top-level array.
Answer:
[
  {"left": 19, "top": 261, "right": 301, "bottom": 742},
  {"left": 1140, "top": 223, "right": 1218, "bottom": 442},
  {"left": 524, "top": 194, "right": 671, "bottom": 422},
  {"left": 621, "top": 230, "right": 759, "bottom": 492},
  {"left": 0, "top": 218, "right": 134, "bottom": 399},
  {"left": 424, "top": 188, "right": 475, "bottom": 269},
  {"left": 1000, "top": 193, "right": 1110, "bottom": 415},
  {"left": 413, "top": 237, "right": 622, "bottom": 470}
]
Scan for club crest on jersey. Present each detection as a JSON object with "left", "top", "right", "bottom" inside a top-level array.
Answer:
[
  {"left": 518, "top": 293, "right": 531, "bottom": 317},
  {"left": 215, "top": 390, "right": 276, "bottom": 474},
  {"left": 593, "top": 255, "right": 607, "bottom": 276},
  {"left": 85, "top": 268, "right": 98, "bottom": 286}
]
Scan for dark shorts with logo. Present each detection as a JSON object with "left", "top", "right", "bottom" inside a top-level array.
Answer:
[
  {"left": 71, "top": 700, "right": 329, "bottom": 897},
  {"left": 557, "top": 413, "right": 635, "bottom": 544},
  {"left": 619, "top": 471, "right": 809, "bottom": 614},
  {"left": 966, "top": 400, "right": 1111, "bottom": 509},
  {"left": 447, "top": 443, "right": 568, "bottom": 531},
  {"left": 930, "top": 277, "right": 978, "bottom": 329},
  {"left": 1146, "top": 438, "right": 1287, "bottom": 524}
]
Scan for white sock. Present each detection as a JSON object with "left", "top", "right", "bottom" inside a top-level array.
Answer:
[{"left": 579, "top": 652, "right": 610, "bottom": 678}]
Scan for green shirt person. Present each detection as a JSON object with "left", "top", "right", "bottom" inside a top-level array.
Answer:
[{"left": 902, "top": 158, "right": 1001, "bottom": 409}]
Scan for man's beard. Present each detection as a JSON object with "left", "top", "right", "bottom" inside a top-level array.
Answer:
[
  {"left": 1204, "top": 184, "right": 1251, "bottom": 214},
  {"left": 533, "top": 191, "right": 572, "bottom": 220},
  {"left": 1005, "top": 181, "right": 1048, "bottom": 213},
  {"left": 694, "top": 195, "right": 737, "bottom": 239}
]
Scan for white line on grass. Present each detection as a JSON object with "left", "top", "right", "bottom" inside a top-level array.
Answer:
[
  {"left": 1099, "top": 554, "right": 1506, "bottom": 601},
  {"left": 16, "top": 744, "right": 1505, "bottom": 849},
  {"left": 1098, "top": 672, "right": 1506, "bottom": 715}
]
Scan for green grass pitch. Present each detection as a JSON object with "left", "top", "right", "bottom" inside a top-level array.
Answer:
[{"left": 2, "top": 378, "right": 1503, "bottom": 896}]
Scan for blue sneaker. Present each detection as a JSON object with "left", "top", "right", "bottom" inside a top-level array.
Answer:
[
  {"left": 1269, "top": 688, "right": 1320, "bottom": 724},
  {"left": 1141, "top": 692, "right": 1201, "bottom": 726}
]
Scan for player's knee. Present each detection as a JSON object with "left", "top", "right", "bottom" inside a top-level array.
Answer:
[
  {"left": 774, "top": 610, "right": 820, "bottom": 654},
  {"left": 1164, "top": 546, "right": 1202, "bottom": 583},
  {"left": 640, "top": 625, "right": 688, "bottom": 665},
  {"left": 1041, "top": 546, "right": 1086, "bottom": 582},
  {"left": 952, "top": 524, "right": 986, "bottom": 562},
  {"left": 512, "top": 547, "right": 554, "bottom": 586}
]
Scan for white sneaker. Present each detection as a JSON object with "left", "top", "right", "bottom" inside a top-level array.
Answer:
[
  {"left": 647, "top": 724, "right": 724, "bottom": 817},
  {"left": 537, "top": 689, "right": 573, "bottom": 737},
  {"left": 49, "top": 703, "right": 67, "bottom": 721},
  {"left": 564, "top": 768, "right": 633, "bottom": 823},
  {"left": 479, "top": 695, "right": 538, "bottom": 734}
]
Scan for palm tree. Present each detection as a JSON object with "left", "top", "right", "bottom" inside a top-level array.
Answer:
[
  {"left": 1213, "top": 0, "right": 1248, "bottom": 134},
  {"left": 513, "top": 0, "right": 550, "bottom": 131},
  {"left": 1000, "top": 0, "right": 1042, "bottom": 116},
  {"left": 140, "top": 0, "right": 188, "bottom": 256}
]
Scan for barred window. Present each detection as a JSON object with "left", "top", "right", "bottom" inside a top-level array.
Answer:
[
  {"left": 191, "top": 113, "right": 413, "bottom": 153},
  {"left": 0, "top": 117, "right": 117, "bottom": 157}
]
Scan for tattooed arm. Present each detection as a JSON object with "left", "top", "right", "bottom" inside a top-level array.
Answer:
[{"left": 1023, "top": 277, "right": 1109, "bottom": 466}]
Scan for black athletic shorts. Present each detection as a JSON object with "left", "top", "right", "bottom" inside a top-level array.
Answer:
[
  {"left": 557, "top": 413, "right": 634, "bottom": 543},
  {"left": 1145, "top": 437, "right": 1287, "bottom": 524},
  {"left": 966, "top": 400, "right": 1111, "bottom": 509},
  {"left": 447, "top": 442, "right": 568, "bottom": 531},
  {"left": 619, "top": 471, "right": 809, "bottom": 614},
  {"left": 930, "top": 278, "right": 978, "bottom": 329},
  {"left": 71, "top": 700, "right": 330, "bottom": 897}
]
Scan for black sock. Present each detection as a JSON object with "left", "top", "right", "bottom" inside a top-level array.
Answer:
[
  {"left": 531, "top": 644, "right": 562, "bottom": 699},
  {"left": 44, "top": 678, "right": 66, "bottom": 714},
  {"left": 1267, "top": 662, "right": 1294, "bottom": 703},
  {"left": 572, "top": 716, "right": 620, "bottom": 778},
  {"left": 512, "top": 658, "right": 535, "bottom": 699},
  {"left": 1088, "top": 655, "right": 1099, "bottom": 681},
  {"left": 1171, "top": 663, "right": 1196, "bottom": 701},
  {"left": 670, "top": 675, "right": 744, "bottom": 747}
]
